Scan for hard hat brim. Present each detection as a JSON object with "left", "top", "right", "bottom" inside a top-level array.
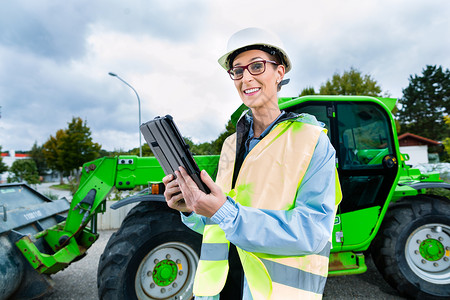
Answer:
[{"left": 218, "top": 43, "right": 292, "bottom": 73}]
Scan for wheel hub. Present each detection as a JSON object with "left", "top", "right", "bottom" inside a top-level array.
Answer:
[
  {"left": 419, "top": 239, "right": 444, "bottom": 261},
  {"left": 135, "top": 242, "right": 198, "bottom": 300},
  {"left": 406, "top": 223, "right": 450, "bottom": 283},
  {"left": 153, "top": 260, "right": 177, "bottom": 286}
]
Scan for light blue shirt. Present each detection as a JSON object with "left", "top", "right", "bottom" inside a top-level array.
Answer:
[
  {"left": 182, "top": 118, "right": 337, "bottom": 300},
  {"left": 244, "top": 111, "right": 286, "bottom": 159}
]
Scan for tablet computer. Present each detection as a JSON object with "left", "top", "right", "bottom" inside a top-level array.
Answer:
[{"left": 140, "top": 115, "right": 210, "bottom": 193}]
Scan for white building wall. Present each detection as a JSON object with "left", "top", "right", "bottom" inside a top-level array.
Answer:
[
  {"left": 399, "top": 145, "right": 429, "bottom": 166},
  {"left": 0, "top": 150, "right": 30, "bottom": 183}
]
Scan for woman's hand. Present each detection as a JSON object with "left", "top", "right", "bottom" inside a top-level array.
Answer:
[
  {"left": 175, "top": 167, "right": 227, "bottom": 218},
  {"left": 162, "top": 174, "right": 192, "bottom": 213}
]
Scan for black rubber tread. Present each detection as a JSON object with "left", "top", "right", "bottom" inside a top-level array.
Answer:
[
  {"left": 371, "top": 195, "right": 450, "bottom": 300},
  {"left": 97, "top": 202, "right": 201, "bottom": 300}
]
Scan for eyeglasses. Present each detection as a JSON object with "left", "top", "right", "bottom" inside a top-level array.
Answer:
[{"left": 227, "top": 60, "right": 278, "bottom": 80}]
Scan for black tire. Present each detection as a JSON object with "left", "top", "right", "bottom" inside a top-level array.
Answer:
[
  {"left": 371, "top": 195, "right": 450, "bottom": 299},
  {"left": 97, "top": 201, "right": 202, "bottom": 300}
]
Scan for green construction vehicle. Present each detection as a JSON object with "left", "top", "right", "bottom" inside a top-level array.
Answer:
[{"left": 1, "top": 95, "right": 449, "bottom": 300}]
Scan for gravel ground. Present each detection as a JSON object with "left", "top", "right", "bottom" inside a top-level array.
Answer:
[{"left": 42, "top": 229, "right": 406, "bottom": 300}]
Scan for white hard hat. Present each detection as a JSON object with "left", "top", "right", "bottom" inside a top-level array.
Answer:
[{"left": 218, "top": 27, "right": 292, "bottom": 73}]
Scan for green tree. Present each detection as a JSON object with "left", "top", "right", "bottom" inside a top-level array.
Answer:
[
  {"left": 0, "top": 146, "right": 8, "bottom": 175},
  {"left": 319, "top": 67, "right": 382, "bottom": 96},
  {"left": 7, "top": 159, "right": 40, "bottom": 184},
  {"left": 99, "top": 149, "right": 111, "bottom": 157},
  {"left": 299, "top": 86, "right": 317, "bottom": 97},
  {"left": 43, "top": 117, "right": 101, "bottom": 184},
  {"left": 443, "top": 116, "right": 450, "bottom": 162},
  {"left": 184, "top": 138, "right": 216, "bottom": 155},
  {"left": 397, "top": 65, "right": 450, "bottom": 141},
  {"left": 129, "top": 143, "right": 153, "bottom": 157},
  {"left": 43, "top": 129, "right": 67, "bottom": 184},
  {"left": 210, "top": 119, "right": 236, "bottom": 154},
  {"left": 29, "top": 142, "right": 48, "bottom": 176},
  {"left": 62, "top": 117, "right": 101, "bottom": 178}
]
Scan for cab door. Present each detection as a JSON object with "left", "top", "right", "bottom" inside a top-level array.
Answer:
[{"left": 288, "top": 100, "right": 399, "bottom": 249}]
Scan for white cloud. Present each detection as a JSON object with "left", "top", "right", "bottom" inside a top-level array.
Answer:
[{"left": 79, "top": 24, "right": 238, "bottom": 148}]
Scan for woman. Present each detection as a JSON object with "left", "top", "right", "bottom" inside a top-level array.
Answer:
[{"left": 163, "top": 27, "right": 341, "bottom": 300}]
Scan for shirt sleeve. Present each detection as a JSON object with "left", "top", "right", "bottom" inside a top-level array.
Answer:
[
  {"left": 211, "top": 131, "right": 337, "bottom": 256},
  {"left": 181, "top": 211, "right": 207, "bottom": 234}
]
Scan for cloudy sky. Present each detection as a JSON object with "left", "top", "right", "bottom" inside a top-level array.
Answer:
[{"left": 0, "top": 0, "right": 449, "bottom": 152}]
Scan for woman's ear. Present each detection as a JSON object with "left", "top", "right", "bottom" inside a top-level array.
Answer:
[
  {"left": 276, "top": 64, "right": 285, "bottom": 91},
  {"left": 276, "top": 64, "right": 285, "bottom": 83}
]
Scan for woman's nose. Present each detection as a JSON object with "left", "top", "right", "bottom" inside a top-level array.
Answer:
[{"left": 241, "top": 68, "right": 253, "bottom": 82}]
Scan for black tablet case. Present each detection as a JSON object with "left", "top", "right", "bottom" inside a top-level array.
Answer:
[{"left": 140, "top": 115, "right": 210, "bottom": 193}]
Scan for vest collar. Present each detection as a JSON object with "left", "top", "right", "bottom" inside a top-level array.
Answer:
[
  {"left": 232, "top": 110, "right": 301, "bottom": 188},
  {"left": 235, "top": 110, "right": 300, "bottom": 151}
]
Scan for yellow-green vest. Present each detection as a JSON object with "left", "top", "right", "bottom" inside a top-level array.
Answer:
[{"left": 194, "top": 118, "right": 342, "bottom": 300}]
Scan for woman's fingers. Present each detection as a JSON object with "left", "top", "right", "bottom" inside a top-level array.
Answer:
[
  {"left": 167, "top": 192, "right": 185, "bottom": 207},
  {"left": 162, "top": 173, "right": 192, "bottom": 212},
  {"left": 175, "top": 169, "right": 193, "bottom": 202},
  {"left": 200, "top": 170, "right": 219, "bottom": 195},
  {"left": 164, "top": 177, "right": 180, "bottom": 197},
  {"left": 162, "top": 174, "right": 173, "bottom": 186},
  {"left": 176, "top": 167, "right": 198, "bottom": 190},
  {"left": 175, "top": 167, "right": 226, "bottom": 218}
]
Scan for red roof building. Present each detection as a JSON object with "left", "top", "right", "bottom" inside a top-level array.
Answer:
[
  {"left": 398, "top": 133, "right": 440, "bottom": 147},
  {"left": 1, "top": 152, "right": 30, "bottom": 158},
  {"left": 398, "top": 133, "right": 440, "bottom": 165}
]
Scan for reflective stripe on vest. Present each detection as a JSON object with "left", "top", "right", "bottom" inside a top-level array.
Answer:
[
  {"left": 194, "top": 118, "right": 342, "bottom": 299},
  {"left": 193, "top": 224, "right": 230, "bottom": 296}
]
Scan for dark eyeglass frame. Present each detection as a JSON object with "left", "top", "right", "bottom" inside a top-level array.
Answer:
[{"left": 227, "top": 60, "right": 278, "bottom": 80}]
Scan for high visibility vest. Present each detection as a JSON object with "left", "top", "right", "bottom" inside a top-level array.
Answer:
[{"left": 193, "top": 117, "right": 342, "bottom": 299}]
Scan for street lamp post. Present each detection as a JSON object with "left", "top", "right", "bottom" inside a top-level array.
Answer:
[{"left": 108, "top": 72, "right": 142, "bottom": 157}]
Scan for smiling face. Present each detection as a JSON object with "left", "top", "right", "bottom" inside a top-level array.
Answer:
[{"left": 231, "top": 50, "right": 285, "bottom": 113}]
